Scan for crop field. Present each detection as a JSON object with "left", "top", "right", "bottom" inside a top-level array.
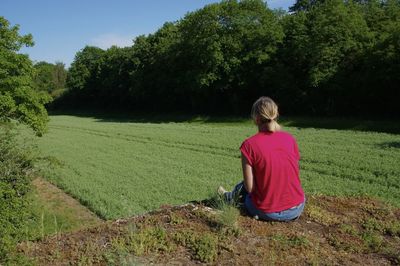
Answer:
[{"left": 36, "top": 115, "right": 400, "bottom": 220}]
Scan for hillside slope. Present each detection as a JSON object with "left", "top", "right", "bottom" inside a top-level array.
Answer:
[{"left": 19, "top": 195, "right": 400, "bottom": 265}]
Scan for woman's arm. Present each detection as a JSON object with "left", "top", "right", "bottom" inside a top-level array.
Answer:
[{"left": 241, "top": 152, "right": 254, "bottom": 193}]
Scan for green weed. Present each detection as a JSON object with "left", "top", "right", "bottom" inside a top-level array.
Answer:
[
  {"left": 385, "top": 221, "right": 400, "bottom": 236},
  {"left": 215, "top": 204, "right": 241, "bottom": 236},
  {"left": 327, "top": 234, "right": 363, "bottom": 253},
  {"left": 362, "top": 231, "right": 384, "bottom": 252},
  {"left": 169, "top": 213, "right": 185, "bottom": 225},
  {"left": 127, "top": 226, "right": 174, "bottom": 256},
  {"left": 173, "top": 230, "right": 218, "bottom": 263},
  {"left": 271, "top": 234, "right": 310, "bottom": 248},
  {"left": 190, "top": 233, "right": 218, "bottom": 263},
  {"left": 306, "top": 205, "right": 339, "bottom": 226},
  {"left": 105, "top": 237, "right": 141, "bottom": 266},
  {"left": 339, "top": 223, "right": 358, "bottom": 236},
  {"left": 362, "top": 218, "right": 385, "bottom": 232}
]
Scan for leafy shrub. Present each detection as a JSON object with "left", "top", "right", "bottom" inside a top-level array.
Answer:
[
  {"left": 0, "top": 125, "right": 36, "bottom": 262},
  {"left": 0, "top": 16, "right": 50, "bottom": 136}
]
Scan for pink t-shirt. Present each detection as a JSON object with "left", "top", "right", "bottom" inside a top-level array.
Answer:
[{"left": 240, "top": 131, "right": 304, "bottom": 213}]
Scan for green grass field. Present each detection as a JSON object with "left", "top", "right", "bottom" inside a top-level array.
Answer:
[{"left": 35, "top": 115, "right": 400, "bottom": 220}]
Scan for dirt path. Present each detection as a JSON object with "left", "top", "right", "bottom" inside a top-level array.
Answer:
[{"left": 32, "top": 178, "right": 102, "bottom": 230}]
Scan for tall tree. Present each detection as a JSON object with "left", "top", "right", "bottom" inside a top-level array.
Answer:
[
  {"left": 65, "top": 46, "right": 105, "bottom": 107},
  {"left": 0, "top": 16, "right": 49, "bottom": 135},
  {"left": 33, "top": 61, "right": 67, "bottom": 98},
  {"left": 281, "top": 0, "right": 373, "bottom": 114},
  {"left": 176, "top": 0, "right": 284, "bottom": 112}
]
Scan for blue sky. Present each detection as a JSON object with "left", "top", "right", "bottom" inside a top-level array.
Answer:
[{"left": 2, "top": 0, "right": 295, "bottom": 67}]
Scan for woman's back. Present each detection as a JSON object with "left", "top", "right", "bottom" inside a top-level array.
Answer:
[
  {"left": 219, "top": 96, "right": 305, "bottom": 222},
  {"left": 240, "top": 131, "right": 304, "bottom": 213}
]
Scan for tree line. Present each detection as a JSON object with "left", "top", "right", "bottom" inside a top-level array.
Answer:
[{"left": 55, "top": 0, "right": 400, "bottom": 117}]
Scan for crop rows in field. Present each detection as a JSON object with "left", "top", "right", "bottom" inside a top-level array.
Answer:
[{"left": 37, "top": 115, "right": 400, "bottom": 219}]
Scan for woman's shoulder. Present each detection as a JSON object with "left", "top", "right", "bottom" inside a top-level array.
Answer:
[
  {"left": 243, "top": 130, "right": 295, "bottom": 144},
  {"left": 275, "top": 130, "right": 298, "bottom": 144},
  {"left": 276, "top": 130, "right": 293, "bottom": 137}
]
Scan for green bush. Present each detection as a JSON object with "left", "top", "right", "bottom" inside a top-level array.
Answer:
[{"left": 0, "top": 125, "right": 36, "bottom": 262}]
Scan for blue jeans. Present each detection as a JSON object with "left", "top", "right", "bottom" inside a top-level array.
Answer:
[
  {"left": 225, "top": 182, "right": 305, "bottom": 222},
  {"left": 245, "top": 195, "right": 305, "bottom": 222}
]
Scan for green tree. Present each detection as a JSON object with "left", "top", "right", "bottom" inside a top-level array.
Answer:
[
  {"left": 0, "top": 16, "right": 50, "bottom": 135},
  {"left": 64, "top": 46, "right": 105, "bottom": 107},
  {"left": 281, "top": 0, "right": 373, "bottom": 114},
  {"left": 33, "top": 61, "right": 67, "bottom": 98},
  {"left": 357, "top": 0, "right": 400, "bottom": 114},
  {"left": 175, "top": 0, "right": 284, "bottom": 112},
  {"left": 129, "top": 22, "right": 182, "bottom": 110},
  {"left": 96, "top": 45, "right": 137, "bottom": 108},
  {"left": 66, "top": 46, "right": 104, "bottom": 92}
]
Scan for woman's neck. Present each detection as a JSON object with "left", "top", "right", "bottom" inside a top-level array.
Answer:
[{"left": 257, "top": 124, "right": 269, "bottom": 132}]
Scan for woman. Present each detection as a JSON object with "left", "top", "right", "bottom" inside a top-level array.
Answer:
[{"left": 219, "top": 97, "right": 305, "bottom": 221}]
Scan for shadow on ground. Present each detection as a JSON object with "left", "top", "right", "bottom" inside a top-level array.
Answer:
[
  {"left": 49, "top": 110, "right": 400, "bottom": 134},
  {"left": 376, "top": 141, "right": 400, "bottom": 149}
]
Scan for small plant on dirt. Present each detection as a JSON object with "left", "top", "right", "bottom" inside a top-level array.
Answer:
[
  {"left": 173, "top": 229, "right": 218, "bottom": 263},
  {"left": 77, "top": 241, "right": 103, "bottom": 266},
  {"left": 306, "top": 205, "right": 339, "bottom": 226},
  {"left": 327, "top": 233, "right": 364, "bottom": 253},
  {"left": 127, "top": 226, "right": 175, "bottom": 256},
  {"left": 103, "top": 237, "right": 128, "bottom": 266},
  {"left": 209, "top": 192, "right": 241, "bottom": 236},
  {"left": 339, "top": 223, "right": 358, "bottom": 236},
  {"left": 362, "top": 231, "right": 384, "bottom": 252},
  {"left": 216, "top": 204, "right": 241, "bottom": 236},
  {"left": 384, "top": 221, "right": 400, "bottom": 237},
  {"left": 103, "top": 245, "right": 139, "bottom": 266},
  {"left": 362, "top": 218, "right": 385, "bottom": 233},
  {"left": 110, "top": 236, "right": 129, "bottom": 254},
  {"left": 169, "top": 213, "right": 185, "bottom": 225},
  {"left": 271, "top": 234, "right": 310, "bottom": 248},
  {"left": 191, "top": 233, "right": 218, "bottom": 263}
]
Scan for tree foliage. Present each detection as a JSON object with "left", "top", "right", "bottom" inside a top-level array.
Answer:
[
  {"left": 0, "top": 16, "right": 49, "bottom": 135},
  {"left": 55, "top": 0, "right": 400, "bottom": 117},
  {"left": 33, "top": 61, "right": 67, "bottom": 98}
]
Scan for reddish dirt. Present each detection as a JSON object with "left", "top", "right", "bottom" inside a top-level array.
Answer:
[{"left": 19, "top": 195, "right": 400, "bottom": 265}]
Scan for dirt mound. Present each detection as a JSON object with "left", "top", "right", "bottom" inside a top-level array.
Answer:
[{"left": 19, "top": 195, "right": 400, "bottom": 265}]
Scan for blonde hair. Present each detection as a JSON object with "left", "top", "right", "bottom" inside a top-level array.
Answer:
[{"left": 251, "top": 96, "right": 281, "bottom": 132}]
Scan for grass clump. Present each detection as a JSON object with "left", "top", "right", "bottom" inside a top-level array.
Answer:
[
  {"left": 168, "top": 213, "right": 185, "bottom": 225},
  {"left": 327, "top": 233, "right": 364, "bottom": 253},
  {"left": 128, "top": 226, "right": 174, "bottom": 256},
  {"left": 215, "top": 203, "right": 241, "bottom": 236},
  {"left": 362, "top": 231, "right": 384, "bottom": 252},
  {"left": 339, "top": 223, "right": 359, "bottom": 236},
  {"left": 77, "top": 241, "right": 103, "bottom": 266},
  {"left": 385, "top": 221, "right": 400, "bottom": 236},
  {"left": 208, "top": 193, "right": 241, "bottom": 236},
  {"left": 306, "top": 205, "right": 339, "bottom": 226},
  {"left": 173, "top": 229, "right": 218, "bottom": 263},
  {"left": 271, "top": 234, "right": 310, "bottom": 249},
  {"left": 362, "top": 218, "right": 385, "bottom": 232}
]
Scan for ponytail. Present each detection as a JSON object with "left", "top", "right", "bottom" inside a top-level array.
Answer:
[{"left": 251, "top": 97, "right": 281, "bottom": 132}]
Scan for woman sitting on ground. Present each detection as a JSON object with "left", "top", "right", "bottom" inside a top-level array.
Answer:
[{"left": 219, "top": 96, "right": 305, "bottom": 221}]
